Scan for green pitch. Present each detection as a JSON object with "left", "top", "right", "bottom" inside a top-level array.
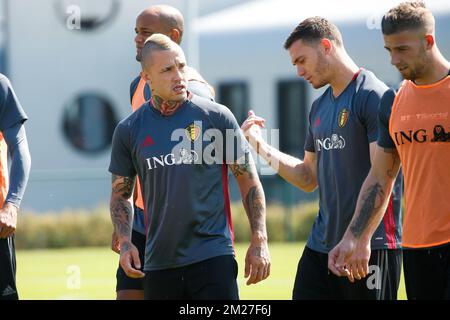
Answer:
[{"left": 16, "top": 242, "right": 406, "bottom": 300}]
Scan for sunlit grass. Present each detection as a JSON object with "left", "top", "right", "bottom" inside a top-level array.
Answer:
[{"left": 16, "top": 243, "right": 406, "bottom": 300}]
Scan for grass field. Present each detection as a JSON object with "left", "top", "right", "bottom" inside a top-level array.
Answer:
[{"left": 16, "top": 242, "right": 406, "bottom": 300}]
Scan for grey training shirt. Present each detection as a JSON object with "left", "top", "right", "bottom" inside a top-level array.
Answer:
[{"left": 109, "top": 94, "right": 247, "bottom": 271}]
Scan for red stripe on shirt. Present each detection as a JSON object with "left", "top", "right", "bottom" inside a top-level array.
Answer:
[
  {"left": 222, "top": 164, "right": 235, "bottom": 246},
  {"left": 383, "top": 195, "right": 396, "bottom": 249},
  {"left": 352, "top": 68, "right": 363, "bottom": 81},
  {"left": 388, "top": 195, "right": 397, "bottom": 248}
]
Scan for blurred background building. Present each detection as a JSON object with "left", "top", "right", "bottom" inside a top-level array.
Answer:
[{"left": 0, "top": 0, "right": 449, "bottom": 212}]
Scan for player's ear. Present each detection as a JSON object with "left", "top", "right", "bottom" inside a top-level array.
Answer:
[
  {"left": 424, "top": 34, "right": 434, "bottom": 50},
  {"left": 169, "top": 29, "right": 181, "bottom": 44},
  {"left": 142, "top": 70, "right": 152, "bottom": 85},
  {"left": 321, "top": 38, "right": 333, "bottom": 55}
]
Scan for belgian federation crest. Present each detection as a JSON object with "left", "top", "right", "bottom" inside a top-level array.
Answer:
[
  {"left": 338, "top": 109, "right": 349, "bottom": 128},
  {"left": 185, "top": 123, "right": 201, "bottom": 142}
]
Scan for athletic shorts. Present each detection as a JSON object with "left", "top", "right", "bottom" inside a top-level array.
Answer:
[
  {"left": 293, "top": 246, "right": 402, "bottom": 300},
  {"left": 116, "top": 229, "right": 146, "bottom": 292},
  {"left": 144, "top": 255, "right": 239, "bottom": 300},
  {"left": 0, "top": 237, "right": 19, "bottom": 300},
  {"left": 403, "top": 242, "right": 450, "bottom": 300}
]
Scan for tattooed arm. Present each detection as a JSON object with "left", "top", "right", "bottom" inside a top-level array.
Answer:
[
  {"left": 111, "top": 174, "right": 134, "bottom": 239},
  {"left": 110, "top": 174, "right": 144, "bottom": 278},
  {"left": 241, "top": 111, "right": 317, "bottom": 192},
  {"left": 230, "top": 152, "right": 271, "bottom": 285},
  {"left": 328, "top": 145, "right": 401, "bottom": 281}
]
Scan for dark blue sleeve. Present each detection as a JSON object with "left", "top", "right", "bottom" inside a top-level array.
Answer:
[
  {"left": 377, "top": 89, "right": 396, "bottom": 149},
  {"left": 304, "top": 101, "right": 316, "bottom": 153},
  {"left": 188, "top": 80, "right": 214, "bottom": 101},
  {"left": 0, "top": 75, "right": 28, "bottom": 131},
  {"left": 3, "top": 123, "right": 31, "bottom": 208},
  {"left": 218, "top": 105, "right": 249, "bottom": 164},
  {"left": 108, "top": 121, "right": 137, "bottom": 177},
  {"left": 304, "top": 123, "right": 314, "bottom": 153},
  {"left": 358, "top": 89, "right": 386, "bottom": 143}
]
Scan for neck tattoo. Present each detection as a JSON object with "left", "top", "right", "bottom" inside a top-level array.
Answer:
[
  {"left": 151, "top": 95, "right": 184, "bottom": 116},
  {"left": 151, "top": 92, "right": 193, "bottom": 116}
]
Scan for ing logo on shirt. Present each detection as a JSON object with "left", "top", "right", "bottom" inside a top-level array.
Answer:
[
  {"left": 145, "top": 148, "right": 200, "bottom": 170},
  {"left": 338, "top": 108, "right": 349, "bottom": 128},
  {"left": 393, "top": 125, "right": 450, "bottom": 145},
  {"left": 431, "top": 125, "right": 450, "bottom": 142},
  {"left": 316, "top": 134, "right": 346, "bottom": 151},
  {"left": 185, "top": 123, "right": 201, "bottom": 142}
]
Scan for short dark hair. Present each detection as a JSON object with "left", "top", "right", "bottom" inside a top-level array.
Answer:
[
  {"left": 284, "top": 17, "right": 343, "bottom": 50},
  {"left": 382, "top": 1, "right": 435, "bottom": 35}
]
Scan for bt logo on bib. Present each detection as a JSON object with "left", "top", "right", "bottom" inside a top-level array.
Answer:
[{"left": 316, "top": 134, "right": 346, "bottom": 151}]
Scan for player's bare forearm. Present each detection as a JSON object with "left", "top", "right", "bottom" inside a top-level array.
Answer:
[
  {"left": 111, "top": 175, "right": 144, "bottom": 278},
  {"left": 248, "top": 136, "right": 316, "bottom": 192},
  {"left": 231, "top": 154, "right": 271, "bottom": 284},
  {"left": 346, "top": 147, "right": 401, "bottom": 241},
  {"left": 230, "top": 154, "right": 267, "bottom": 243},
  {"left": 348, "top": 179, "right": 389, "bottom": 242},
  {"left": 242, "top": 113, "right": 316, "bottom": 192},
  {"left": 110, "top": 174, "right": 135, "bottom": 243}
]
